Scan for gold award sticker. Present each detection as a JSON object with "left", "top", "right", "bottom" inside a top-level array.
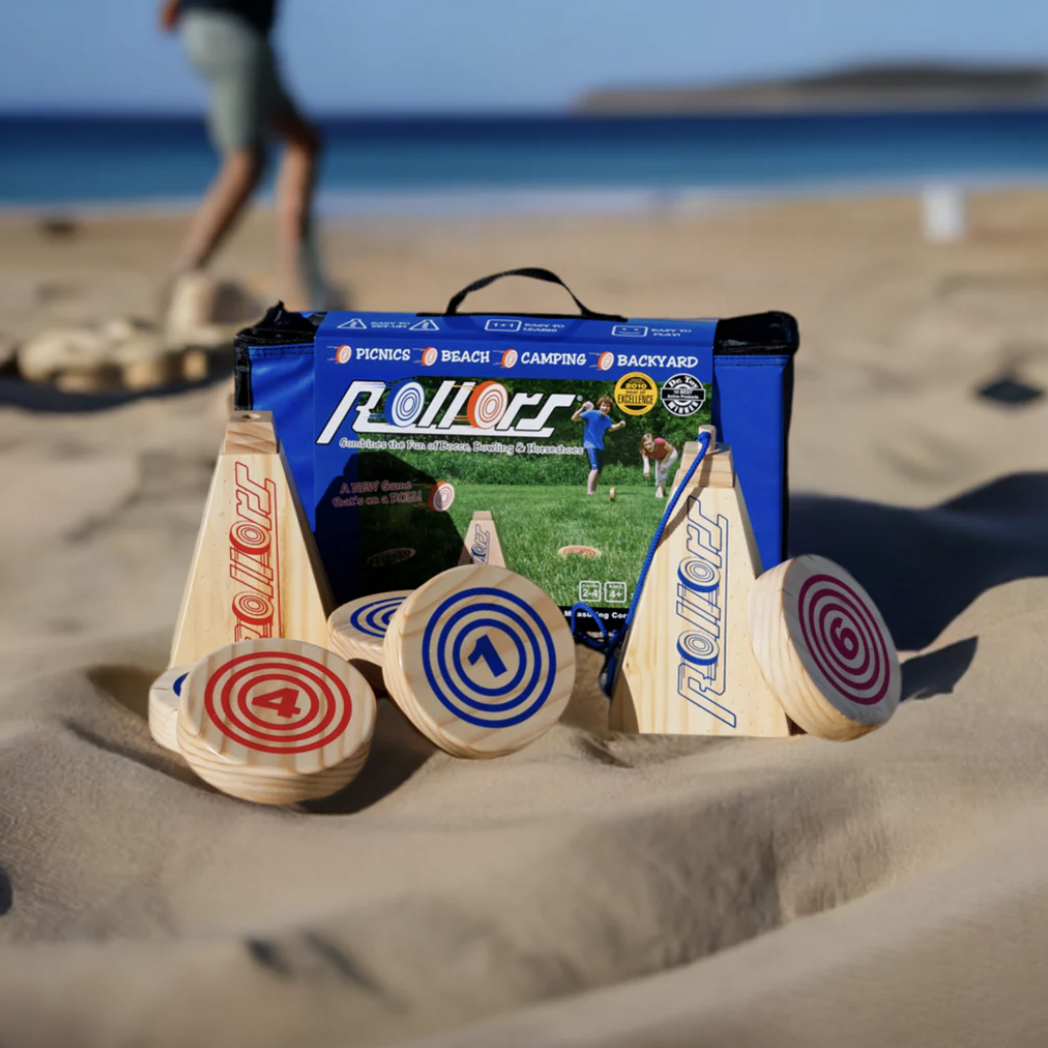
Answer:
[{"left": 614, "top": 372, "right": 658, "bottom": 416}]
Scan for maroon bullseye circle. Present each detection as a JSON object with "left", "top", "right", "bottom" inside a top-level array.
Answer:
[
  {"left": 797, "top": 575, "right": 890, "bottom": 706},
  {"left": 203, "top": 652, "right": 353, "bottom": 754}
]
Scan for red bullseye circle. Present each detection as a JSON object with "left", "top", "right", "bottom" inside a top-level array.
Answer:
[
  {"left": 231, "top": 592, "right": 274, "bottom": 626},
  {"left": 598, "top": 352, "right": 614, "bottom": 371},
  {"left": 229, "top": 520, "right": 270, "bottom": 554},
  {"left": 558, "top": 545, "right": 602, "bottom": 559},
  {"left": 466, "top": 381, "right": 509, "bottom": 429},
  {"left": 797, "top": 575, "right": 890, "bottom": 706},
  {"left": 203, "top": 652, "right": 353, "bottom": 754},
  {"left": 235, "top": 673, "right": 319, "bottom": 732},
  {"left": 217, "top": 663, "right": 335, "bottom": 745},
  {"left": 421, "top": 346, "right": 438, "bottom": 366},
  {"left": 501, "top": 349, "right": 518, "bottom": 368},
  {"left": 336, "top": 345, "right": 352, "bottom": 364}
]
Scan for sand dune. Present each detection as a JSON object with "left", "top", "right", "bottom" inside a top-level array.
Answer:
[{"left": 1, "top": 191, "right": 1047, "bottom": 1045}]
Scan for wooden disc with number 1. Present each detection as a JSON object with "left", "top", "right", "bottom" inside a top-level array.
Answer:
[
  {"left": 177, "top": 638, "right": 376, "bottom": 804},
  {"left": 383, "top": 565, "right": 576, "bottom": 758}
]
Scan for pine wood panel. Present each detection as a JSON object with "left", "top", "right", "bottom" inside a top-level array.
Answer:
[
  {"left": 610, "top": 444, "right": 790, "bottom": 738},
  {"left": 169, "top": 412, "right": 333, "bottom": 667},
  {"left": 458, "top": 511, "right": 507, "bottom": 568},
  {"left": 177, "top": 638, "right": 375, "bottom": 804}
]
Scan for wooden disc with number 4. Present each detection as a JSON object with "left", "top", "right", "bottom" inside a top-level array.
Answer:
[
  {"left": 748, "top": 555, "right": 901, "bottom": 741},
  {"left": 383, "top": 565, "right": 576, "bottom": 758},
  {"left": 177, "top": 638, "right": 376, "bottom": 804}
]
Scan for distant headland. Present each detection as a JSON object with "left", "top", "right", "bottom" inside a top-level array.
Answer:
[{"left": 574, "top": 63, "right": 1048, "bottom": 114}]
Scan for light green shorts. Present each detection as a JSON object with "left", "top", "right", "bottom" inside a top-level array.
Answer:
[{"left": 182, "top": 10, "right": 294, "bottom": 153}]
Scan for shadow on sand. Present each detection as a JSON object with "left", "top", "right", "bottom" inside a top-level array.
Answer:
[
  {"left": 0, "top": 361, "right": 233, "bottom": 415},
  {"left": 790, "top": 472, "right": 1048, "bottom": 652}
]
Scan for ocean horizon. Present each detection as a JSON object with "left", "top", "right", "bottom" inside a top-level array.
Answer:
[{"left": 4, "top": 109, "right": 1048, "bottom": 216}]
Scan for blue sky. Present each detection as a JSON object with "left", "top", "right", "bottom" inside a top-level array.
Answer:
[{"left": 2, "top": 0, "right": 1047, "bottom": 113}]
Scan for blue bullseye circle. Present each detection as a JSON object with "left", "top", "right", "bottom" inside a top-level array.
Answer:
[
  {"left": 677, "top": 631, "right": 719, "bottom": 666},
  {"left": 450, "top": 615, "right": 529, "bottom": 699},
  {"left": 349, "top": 597, "right": 405, "bottom": 638},
  {"left": 679, "top": 558, "right": 720, "bottom": 593},
  {"left": 422, "top": 588, "right": 556, "bottom": 728},
  {"left": 384, "top": 380, "right": 425, "bottom": 428}
]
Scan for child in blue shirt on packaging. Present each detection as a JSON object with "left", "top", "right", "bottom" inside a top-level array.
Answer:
[{"left": 571, "top": 396, "right": 626, "bottom": 495}]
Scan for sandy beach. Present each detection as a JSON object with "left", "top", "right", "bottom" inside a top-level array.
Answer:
[{"left": 1, "top": 189, "right": 1048, "bottom": 1045}]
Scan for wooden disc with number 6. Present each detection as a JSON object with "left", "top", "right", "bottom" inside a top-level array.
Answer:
[
  {"left": 177, "top": 638, "right": 376, "bottom": 804},
  {"left": 748, "top": 555, "right": 901, "bottom": 741},
  {"left": 383, "top": 565, "right": 576, "bottom": 758}
]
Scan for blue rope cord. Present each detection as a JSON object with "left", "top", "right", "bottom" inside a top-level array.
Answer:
[{"left": 569, "top": 431, "right": 712, "bottom": 696}]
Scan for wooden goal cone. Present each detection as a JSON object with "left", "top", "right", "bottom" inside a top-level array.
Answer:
[
  {"left": 609, "top": 439, "right": 791, "bottom": 738},
  {"left": 669, "top": 431, "right": 734, "bottom": 495},
  {"left": 458, "top": 511, "right": 507, "bottom": 568},
  {"left": 383, "top": 565, "right": 575, "bottom": 758},
  {"left": 169, "top": 412, "right": 333, "bottom": 667},
  {"left": 176, "top": 638, "right": 376, "bottom": 805},
  {"left": 148, "top": 664, "right": 193, "bottom": 753},
  {"left": 327, "top": 590, "right": 413, "bottom": 695},
  {"left": 748, "top": 555, "right": 901, "bottom": 741}
]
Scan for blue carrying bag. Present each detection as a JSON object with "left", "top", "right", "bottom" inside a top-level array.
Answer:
[{"left": 234, "top": 269, "right": 798, "bottom": 614}]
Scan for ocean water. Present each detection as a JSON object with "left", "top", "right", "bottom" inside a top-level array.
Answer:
[{"left": 3, "top": 110, "right": 1048, "bottom": 214}]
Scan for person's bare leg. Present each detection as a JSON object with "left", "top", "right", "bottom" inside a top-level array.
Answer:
[
  {"left": 588, "top": 469, "right": 600, "bottom": 494},
  {"left": 272, "top": 113, "right": 322, "bottom": 311},
  {"left": 173, "top": 147, "right": 265, "bottom": 274}
]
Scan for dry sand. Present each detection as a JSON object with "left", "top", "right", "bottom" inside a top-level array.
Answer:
[{"left": 1, "top": 190, "right": 1047, "bottom": 1046}]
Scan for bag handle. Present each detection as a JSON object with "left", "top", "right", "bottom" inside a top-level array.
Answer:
[{"left": 443, "top": 268, "right": 626, "bottom": 321}]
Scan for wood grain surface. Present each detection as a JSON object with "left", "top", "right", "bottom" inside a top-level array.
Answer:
[
  {"left": 611, "top": 444, "right": 791, "bottom": 738},
  {"left": 327, "top": 590, "right": 413, "bottom": 695},
  {"left": 669, "top": 438, "right": 734, "bottom": 495},
  {"left": 457, "top": 511, "right": 507, "bottom": 568},
  {"left": 177, "top": 638, "right": 376, "bottom": 804},
  {"left": 383, "top": 565, "right": 575, "bottom": 758},
  {"left": 749, "top": 555, "right": 901, "bottom": 741},
  {"left": 169, "top": 412, "right": 333, "bottom": 667}
]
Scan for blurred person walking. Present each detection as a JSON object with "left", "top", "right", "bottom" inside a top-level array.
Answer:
[{"left": 160, "top": 0, "right": 331, "bottom": 311}]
